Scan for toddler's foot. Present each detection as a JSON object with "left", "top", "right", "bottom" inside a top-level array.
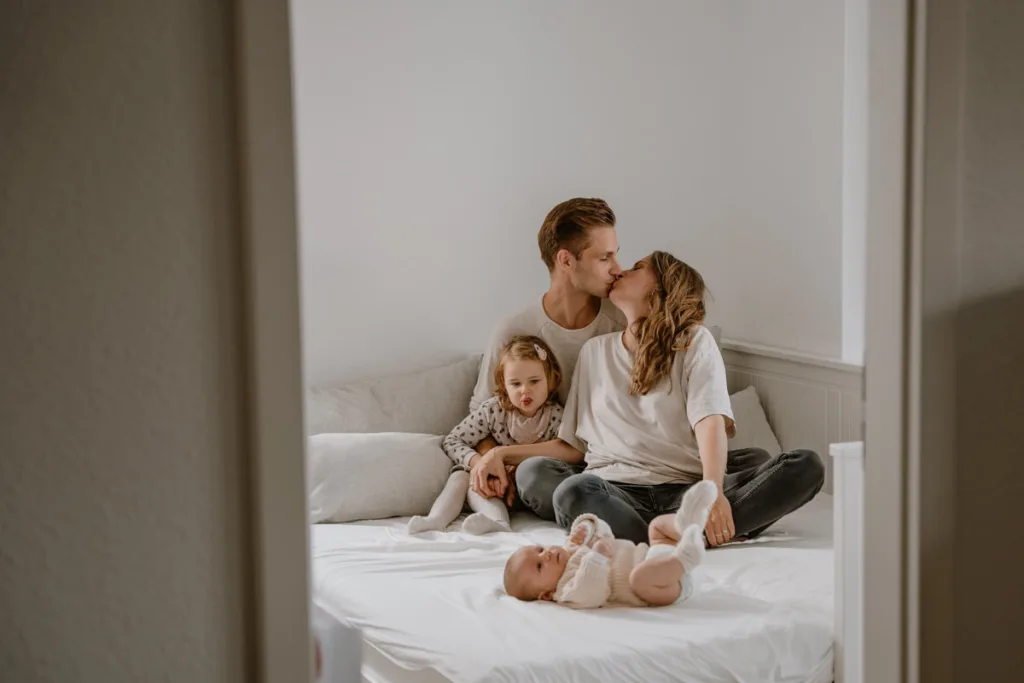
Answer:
[
  {"left": 675, "top": 480, "right": 718, "bottom": 532},
  {"left": 407, "top": 515, "right": 446, "bottom": 534},
  {"left": 461, "top": 513, "right": 510, "bottom": 535}
]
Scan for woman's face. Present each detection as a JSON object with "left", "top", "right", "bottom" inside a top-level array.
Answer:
[{"left": 609, "top": 257, "right": 658, "bottom": 313}]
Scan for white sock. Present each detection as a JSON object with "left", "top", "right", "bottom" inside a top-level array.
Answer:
[
  {"left": 676, "top": 524, "right": 707, "bottom": 570},
  {"left": 407, "top": 471, "right": 468, "bottom": 534},
  {"left": 675, "top": 480, "right": 718, "bottom": 533},
  {"left": 461, "top": 489, "right": 510, "bottom": 534}
]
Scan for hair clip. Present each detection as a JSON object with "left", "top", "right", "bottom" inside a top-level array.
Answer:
[{"left": 533, "top": 344, "right": 548, "bottom": 361}]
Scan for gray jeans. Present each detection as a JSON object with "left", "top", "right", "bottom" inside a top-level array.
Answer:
[{"left": 514, "top": 447, "right": 825, "bottom": 545}]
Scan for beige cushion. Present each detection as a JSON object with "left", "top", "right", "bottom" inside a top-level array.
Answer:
[
  {"left": 307, "top": 432, "right": 452, "bottom": 523},
  {"left": 728, "top": 385, "right": 783, "bottom": 455},
  {"left": 305, "top": 355, "right": 481, "bottom": 436}
]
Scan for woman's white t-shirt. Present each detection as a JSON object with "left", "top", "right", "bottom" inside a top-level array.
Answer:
[{"left": 557, "top": 325, "right": 735, "bottom": 485}]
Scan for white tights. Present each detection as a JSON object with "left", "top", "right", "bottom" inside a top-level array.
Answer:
[{"left": 407, "top": 470, "right": 511, "bottom": 535}]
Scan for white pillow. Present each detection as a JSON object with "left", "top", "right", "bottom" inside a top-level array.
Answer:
[
  {"left": 307, "top": 432, "right": 453, "bottom": 523},
  {"left": 728, "top": 385, "right": 783, "bottom": 455},
  {"left": 305, "top": 355, "right": 481, "bottom": 436}
]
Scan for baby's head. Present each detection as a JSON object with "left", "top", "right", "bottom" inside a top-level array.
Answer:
[
  {"left": 493, "top": 336, "right": 562, "bottom": 416},
  {"left": 503, "top": 543, "right": 571, "bottom": 601}
]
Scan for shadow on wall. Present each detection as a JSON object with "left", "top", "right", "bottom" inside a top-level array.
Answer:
[{"left": 955, "top": 285, "right": 1024, "bottom": 683}]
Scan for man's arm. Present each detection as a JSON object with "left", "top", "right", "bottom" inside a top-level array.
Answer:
[
  {"left": 469, "top": 437, "right": 583, "bottom": 503},
  {"left": 466, "top": 437, "right": 497, "bottom": 470},
  {"left": 442, "top": 404, "right": 496, "bottom": 470}
]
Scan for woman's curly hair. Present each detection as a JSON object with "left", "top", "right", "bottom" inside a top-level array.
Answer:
[{"left": 628, "top": 251, "right": 709, "bottom": 396}]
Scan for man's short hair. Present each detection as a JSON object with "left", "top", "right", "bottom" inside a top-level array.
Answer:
[{"left": 537, "top": 198, "right": 616, "bottom": 272}]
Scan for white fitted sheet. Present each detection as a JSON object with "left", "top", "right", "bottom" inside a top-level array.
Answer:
[{"left": 312, "top": 494, "right": 834, "bottom": 683}]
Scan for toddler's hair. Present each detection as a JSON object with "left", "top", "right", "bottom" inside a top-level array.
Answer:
[{"left": 493, "top": 335, "right": 562, "bottom": 411}]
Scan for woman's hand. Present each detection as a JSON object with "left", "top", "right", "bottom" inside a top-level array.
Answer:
[
  {"left": 705, "top": 488, "right": 736, "bottom": 547},
  {"left": 471, "top": 448, "right": 507, "bottom": 498}
]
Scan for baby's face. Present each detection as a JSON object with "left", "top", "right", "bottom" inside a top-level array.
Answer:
[{"left": 504, "top": 544, "right": 570, "bottom": 601}]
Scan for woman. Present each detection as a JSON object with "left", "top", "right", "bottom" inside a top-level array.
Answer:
[{"left": 481, "top": 251, "right": 824, "bottom": 545}]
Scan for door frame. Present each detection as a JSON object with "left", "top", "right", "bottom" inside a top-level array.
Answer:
[
  {"left": 234, "top": 0, "right": 313, "bottom": 681},
  {"left": 235, "top": 1, "right": 923, "bottom": 681}
]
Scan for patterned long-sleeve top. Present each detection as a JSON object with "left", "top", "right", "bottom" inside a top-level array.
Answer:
[{"left": 442, "top": 397, "right": 564, "bottom": 470}]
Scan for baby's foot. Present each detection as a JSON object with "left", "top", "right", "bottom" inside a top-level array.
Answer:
[
  {"left": 461, "top": 513, "right": 510, "bottom": 535},
  {"left": 676, "top": 524, "right": 707, "bottom": 570},
  {"left": 407, "top": 516, "right": 445, "bottom": 535},
  {"left": 675, "top": 480, "right": 718, "bottom": 532}
]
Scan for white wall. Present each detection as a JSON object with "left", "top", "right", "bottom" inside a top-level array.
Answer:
[
  {"left": 292, "top": 0, "right": 846, "bottom": 387},
  {"left": 842, "top": 0, "right": 867, "bottom": 365},
  {"left": 0, "top": 2, "right": 253, "bottom": 681}
]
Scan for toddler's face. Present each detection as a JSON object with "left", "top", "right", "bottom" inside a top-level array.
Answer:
[
  {"left": 504, "top": 544, "right": 570, "bottom": 601},
  {"left": 502, "top": 358, "right": 549, "bottom": 416}
]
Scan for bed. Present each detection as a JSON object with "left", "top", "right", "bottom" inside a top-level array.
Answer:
[
  {"left": 306, "top": 342, "right": 860, "bottom": 683},
  {"left": 311, "top": 494, "right": 834, "bottom": 683}
]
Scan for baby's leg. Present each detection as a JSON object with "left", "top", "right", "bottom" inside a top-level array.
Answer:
[
  {"left": 408, "top": 471, "right": 468, "bottom": 534},
  {"left": 647, "top": 514, "right": 682, "bottom": 546},
  {"left": 462, "top": 488, "right": 511, "bottom": 534},
  {"left": 633, "top": 521, "right": 710, "bottom": 605},
  {"left": 629, "top": 550, "right": 684, "bottom": 607}
]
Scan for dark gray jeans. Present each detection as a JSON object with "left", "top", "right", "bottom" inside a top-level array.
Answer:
[{"left": 514, "top": 447, "right": 825, "bottom": 545}]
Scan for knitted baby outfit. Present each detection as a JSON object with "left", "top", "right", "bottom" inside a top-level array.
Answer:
[{"left": 552, "top": 480, "right": 717, "bottom": 609}]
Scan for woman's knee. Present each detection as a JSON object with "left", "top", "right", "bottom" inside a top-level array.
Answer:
[{"left": 786, "top": 449, "right": 826, "bottom": 491}]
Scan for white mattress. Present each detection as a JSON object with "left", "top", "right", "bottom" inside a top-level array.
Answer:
[{"left": 311, "top": 494, "right": 834, "bottom": 683}]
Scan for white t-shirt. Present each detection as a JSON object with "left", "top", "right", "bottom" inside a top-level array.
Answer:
[
  {"left": 470, "top": 297, "right": 626, "bottom": 411},
  {"left": 557, "top": 325, "right": 735, "bottom": 485}
]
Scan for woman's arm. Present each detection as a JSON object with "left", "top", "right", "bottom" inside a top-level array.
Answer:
[
  {"left": 491, "top": 438, "right": 584, "bottom": 466},
  {"left": 694, "top": 414, "right": 729, "bottom": 489},
  {"left": 694, "top": 414, "right": 735, "bottom": 546}
]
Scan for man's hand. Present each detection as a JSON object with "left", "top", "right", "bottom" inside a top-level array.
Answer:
[
  {"left": 471, "top": 449, "right": 507, "bottom": 498},
  {"left": 705, "top": 488, "right": 736, "bottom": 547},
  {"left": 503, "top": 465, "right": 518, "bottom": 506}
]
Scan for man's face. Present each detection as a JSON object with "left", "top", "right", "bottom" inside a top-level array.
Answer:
[{"left": 567, "top": 226, "right": 622, "bottom": 297}]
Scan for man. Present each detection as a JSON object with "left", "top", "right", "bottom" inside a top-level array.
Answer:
[{"left": 466, "top": 198, "right": 625, "bottom": 500}]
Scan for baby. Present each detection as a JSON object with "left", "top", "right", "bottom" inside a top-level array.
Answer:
[{"left": 504, "top": 481, "right": 718, "bottom": 608}]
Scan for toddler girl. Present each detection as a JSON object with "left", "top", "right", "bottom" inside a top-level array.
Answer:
[
  {"left": 503, "top": 480, "right": 717, "bottom": 608},
  {"left": 407, "top": 335, "right": 563, "bottom": 535}
]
